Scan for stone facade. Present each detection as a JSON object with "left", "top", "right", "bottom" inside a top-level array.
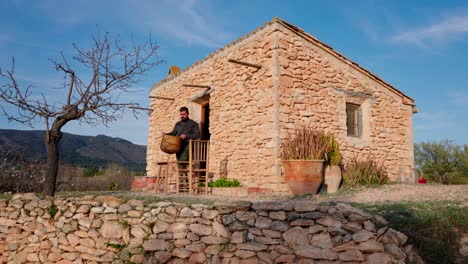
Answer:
[
  {"left": 0, "top": 193, "right": 422, "bottom": 263},
  {"left": 147, "top": 18, "right": 416, "bottom": 193}
]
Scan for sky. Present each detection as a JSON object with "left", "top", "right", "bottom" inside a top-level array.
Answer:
[{"left": 0, "top": 0, "right": 467, "bottom": 145}]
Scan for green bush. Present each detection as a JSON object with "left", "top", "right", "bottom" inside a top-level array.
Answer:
[
  {"left": 415, "top": 140, "right": 467, "bottom": 184},
  {"left": 83, "top": 166, "right": 100, "bottom": 177},
  {"left": 357, "top": 202, "right": 468, "bottom": 264},
  {"left": 208, "top": 178, "right": 241, "bottom": 188},
  {"left": 343, "top": 156, "right": 388, "bottom": 186}
]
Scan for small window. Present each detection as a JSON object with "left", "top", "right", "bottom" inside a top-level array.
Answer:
[{"left": 346, "top": 103, "right": 362, "bottom": 137}]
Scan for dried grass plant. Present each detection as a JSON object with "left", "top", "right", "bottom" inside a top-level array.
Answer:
[{"left": 281, "top": 125, "right": 329, "bottom": 160}]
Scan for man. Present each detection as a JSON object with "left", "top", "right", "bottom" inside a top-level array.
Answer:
[{"left": 163, "top": 106, "right": 200, "bottom": 162}]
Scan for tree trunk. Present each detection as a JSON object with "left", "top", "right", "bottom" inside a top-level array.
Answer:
[{"left": 43, "top": 129, "right": 61, "bottom": 197}]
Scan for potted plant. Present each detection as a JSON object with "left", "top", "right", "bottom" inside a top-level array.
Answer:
[
  {"left": 281, "top": 125, "right": 329, "bottom": 195},
  {"left": 324, "top": 134, "right": 342, "bottom": 193}
]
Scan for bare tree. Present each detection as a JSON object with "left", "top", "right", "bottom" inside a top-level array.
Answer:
[{"left": 0, "top": 32, "right": 162, "bottom": 196}]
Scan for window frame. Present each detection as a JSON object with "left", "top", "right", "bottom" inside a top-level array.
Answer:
[{"left": 346, "top": 102, "right": 362, "bottom": 138}]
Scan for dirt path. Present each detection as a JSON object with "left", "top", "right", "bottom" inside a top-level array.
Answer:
[{"left": 124, "top": 183, "right": 467, "bottom": 206}]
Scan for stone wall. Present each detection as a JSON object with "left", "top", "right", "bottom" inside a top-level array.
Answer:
[
  {"left": 0, "top": 194, "right": 419, "bottom": 263},
  {"left": 275, "top": 23, "right": 414, "bottom": 181},
  {"left": 147, "top": 23, "right": 279, "bottom": 190}
]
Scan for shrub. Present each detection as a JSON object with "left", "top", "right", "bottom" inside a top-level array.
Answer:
[
  {"left": 281, "top": 125, "right": 329, "bottom": 160},
  {"left": 326, "top": 134, "right": 341, "bottom": 165},
  {"left": 343, "top": 156, "right": 388, "bottom": 186},
  {"left": 208, "top": 178, "right": 241, "bottom": 188},
  {"left": 415, "top": 140, "right": 467, "bottom": 184}
]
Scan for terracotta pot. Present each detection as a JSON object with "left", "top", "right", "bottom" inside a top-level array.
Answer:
[
  {"left": 283, "top": 160, "right": 324, "bottom": 195},
  {"left": 324, "top": 165, "right": 342, "bottom": 193}
]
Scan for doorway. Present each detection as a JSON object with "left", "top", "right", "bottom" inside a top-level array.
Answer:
[{"left": 201, "top": 103, "right": 210, "bottom": 140}]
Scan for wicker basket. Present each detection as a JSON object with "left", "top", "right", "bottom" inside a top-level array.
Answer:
[{"left": 160, "top": 135, "right": 181, "bottom": 154}]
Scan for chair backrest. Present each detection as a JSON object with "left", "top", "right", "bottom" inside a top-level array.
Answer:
[{"left": 190, "top": 140, "right": 210, "bottom": 162}]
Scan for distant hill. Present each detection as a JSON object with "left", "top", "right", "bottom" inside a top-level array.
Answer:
[{"left": 0, "top": 129, "right": 146, "bottom": 171}]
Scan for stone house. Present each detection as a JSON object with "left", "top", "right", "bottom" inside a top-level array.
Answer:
[{"left": 146, "top": 18, "right": 416, "bottom": 193}]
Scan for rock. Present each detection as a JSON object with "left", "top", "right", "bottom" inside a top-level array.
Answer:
[
  {"left": 255, "top": 216, "right": 272, "bottom": 229},
  {"left": 283, "top": 227, "right": 308, "bottom": 249},
  {"left": 332, "top": 241, "right": 356, "bottom": 252},
  {"left": 215, "top": 201, "right": 252, "bottom": 214},
  {"left": 237, "top": 242, "right": 268, "bottom": 251},
  {"left": 94, "top": 196, "right": 124, "bottom": 206},
  {"left": 222, "top": 214, "right": 235, "bottom": 225},
  {"left": 262, "top": 229, "right": 282, "bottom": 238},
  {"left": 175, "top": 239, "right": 191, "bottom": 247},
  {"left": 127, "top": 210, "right": 142, "bottom": 218},
  {"left": 257, "top": 251, "right": 276, "bottom": 263},
  {"left": 202, "top": 210, "right": 219, "bottom": 220},
  {"left": 153, "top": 221, "right": 170, "bottom": 233},
  {"left": 269, "top": 211, "right": 287, "bottom": 220},
  {"left": 295, "top": 248, "right": 338, "bottom": 260},
  {"left": 235, "top": 211, "right": 257, "bottom": 221},
  {"left": 460, "top": 235, "right": 468, "bottom": 257},
  {"left": 234, "top": 250, "right": 256, "bottom": 259},
  {"left": 231, "top": 231, "right": 245, "bottom": 244},
  {"left": 131, "top": 225, "right": 149, "bottom": 238},
  {"left": 343, "top": 222, "right": 362, "bottom": 233},
  {"left": 100, "top": 221, "right": 124, "bottom": 238},
  {"left": 48, "top": 252, "right": 62, "bottom": 262},
  {"left": 352, "top": 230, "right": 374, "bottom": 242},
  {"left": 180, "top": 207, "right": 200, "bottom": 217},
  {"left": 169, "top": 223, "right": 189, "bottom": 233},
  {"left": 366, "top": 252, "right": 393, "bottom": 264},
  {"left": 302, "top": 211, "right": 322, "bottom": 220},
  {"left": 338, "top": 249, "right": 364, "bottom": 262},
  {"left": 294, "top": 200, "right": 318, "bottom": 212},
  {"left": 364, "top": 220, "right": 376, "bottom": 232},
  {"left": 316, "top": 217, "right": 342, "bottom": 228},
  {"left": 154, "top": 251, "right": 172, "bottom": 263},
  {"left": 27, "top": 253, "right": 40, "bottom": 262},
  {"left": 173, "top": 248, "right": 192, "bottom": 258},
  {"left": 14, "top": 251, "right": 28, "bottom": 263},
  {"left": 308, "top": 225, "right": 325, "bottom": 234},
  {"left": 275, "top": 254, "right": 296, "bottom": 263},
  {"left": 271, "top": 221, "right": 289, "bottom": 232},
  {"left": 290, "top": 219, "right": 315, "bottom": 227},
  {"left": 127, "top": 199, "right": 144, "bottom": 207},
  {"left": 103, "top": 207, "right": 117, "bottom": 213},
  {"left": 62, "top": 252, "right": 79, "bottom": 261},
  {"left": 374, "top": 215, "right": 389, "bottom": 226},
  {"left": 254, "top": 236, "right": 280, "bottom": 245},
  {"left": 189, "top": 252, "right": 206, "bottom": 263},
  {"left": 310, "top": 232, "right": 333, "bottom": 249},
  {"left": 12, "top": 193, "right": 39, "bottom": 200},
  {"left": 158, "top": 213, "right": 175, "bottom": 223},
  {"left": 76, "top": 205, "right": 91, "bottom": 213},
  {"left": 252, "top": 201, "right": 292, "bottom": 211},
  {"left": 358, "top": 240, "right": 384, "bottom": 253},
  {"left": 229, "top": 221, "right": 250, "bottom": 231},
  {"left": 190, "top": 224, "right": 212, "bottom": 236},
  {"left": 186, "top": 242, "right": 206, "bottom": 253},
  {"left": 213, "top": 221, "right": 229, "bottom": 238},
  {"left": 118, "top": 204, "right": 132, "bottom": 213},
  {"left": 0, "top": 217, "right": 16, "bottom": 226},
  {"left": 384, "top": 243, "right": 406, "bottom": 259},
  {"left": 201, "top": 236, "right": 228, "bottom": 245},
  {"left": 143, "top": 239, "right": 169, "bottom": 251},
  {"left": 187, "top": 232, "right": 200, "bottom": 241}
]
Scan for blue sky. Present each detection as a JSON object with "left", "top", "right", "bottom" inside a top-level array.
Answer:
[{"left": 0, "top": 0, "right": 467, "bottom": 145}]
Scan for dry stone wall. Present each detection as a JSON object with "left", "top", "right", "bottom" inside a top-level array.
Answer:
[{"left": 0, "top": 193, "right": 420, "bottom": 263}]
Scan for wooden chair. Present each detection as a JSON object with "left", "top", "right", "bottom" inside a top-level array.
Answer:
[
  {"left": 176, "top": 139, "right": 210, "bottom": 194},
  {"left": 154, "top": 160, "right": 178, "bottom": 193}
]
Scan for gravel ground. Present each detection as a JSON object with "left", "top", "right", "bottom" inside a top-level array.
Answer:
[{"left": 112, "top": 183, "right": 468, "bottom": 206}]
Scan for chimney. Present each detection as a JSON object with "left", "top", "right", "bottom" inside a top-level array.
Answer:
[{"left": 168, "top": 65, "right": 180, "bottom": 78}]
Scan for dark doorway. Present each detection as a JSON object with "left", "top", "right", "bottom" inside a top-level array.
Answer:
[{"left": 201, "top": 103, "right": 210, "bottom": 140}]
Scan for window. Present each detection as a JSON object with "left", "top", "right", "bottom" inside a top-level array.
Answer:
[{"left": 346, "top": 103, "right": 362, "bottom": 137}]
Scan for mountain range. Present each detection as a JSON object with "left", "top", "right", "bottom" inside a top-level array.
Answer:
[{"left": 0, "top": 129, "right": 146, "bottom": 171}]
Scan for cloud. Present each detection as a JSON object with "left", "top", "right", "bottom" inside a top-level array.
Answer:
[
  {"left": 391, "top": 15, "right": 468, "bottom": 47},
  {"left": 138, "top": 0, "right": 234, "bottom": 48}
]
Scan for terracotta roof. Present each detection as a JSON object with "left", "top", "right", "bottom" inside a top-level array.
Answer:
[{"left": 151, "top": 17, "right": 414, "bottom": 105}]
